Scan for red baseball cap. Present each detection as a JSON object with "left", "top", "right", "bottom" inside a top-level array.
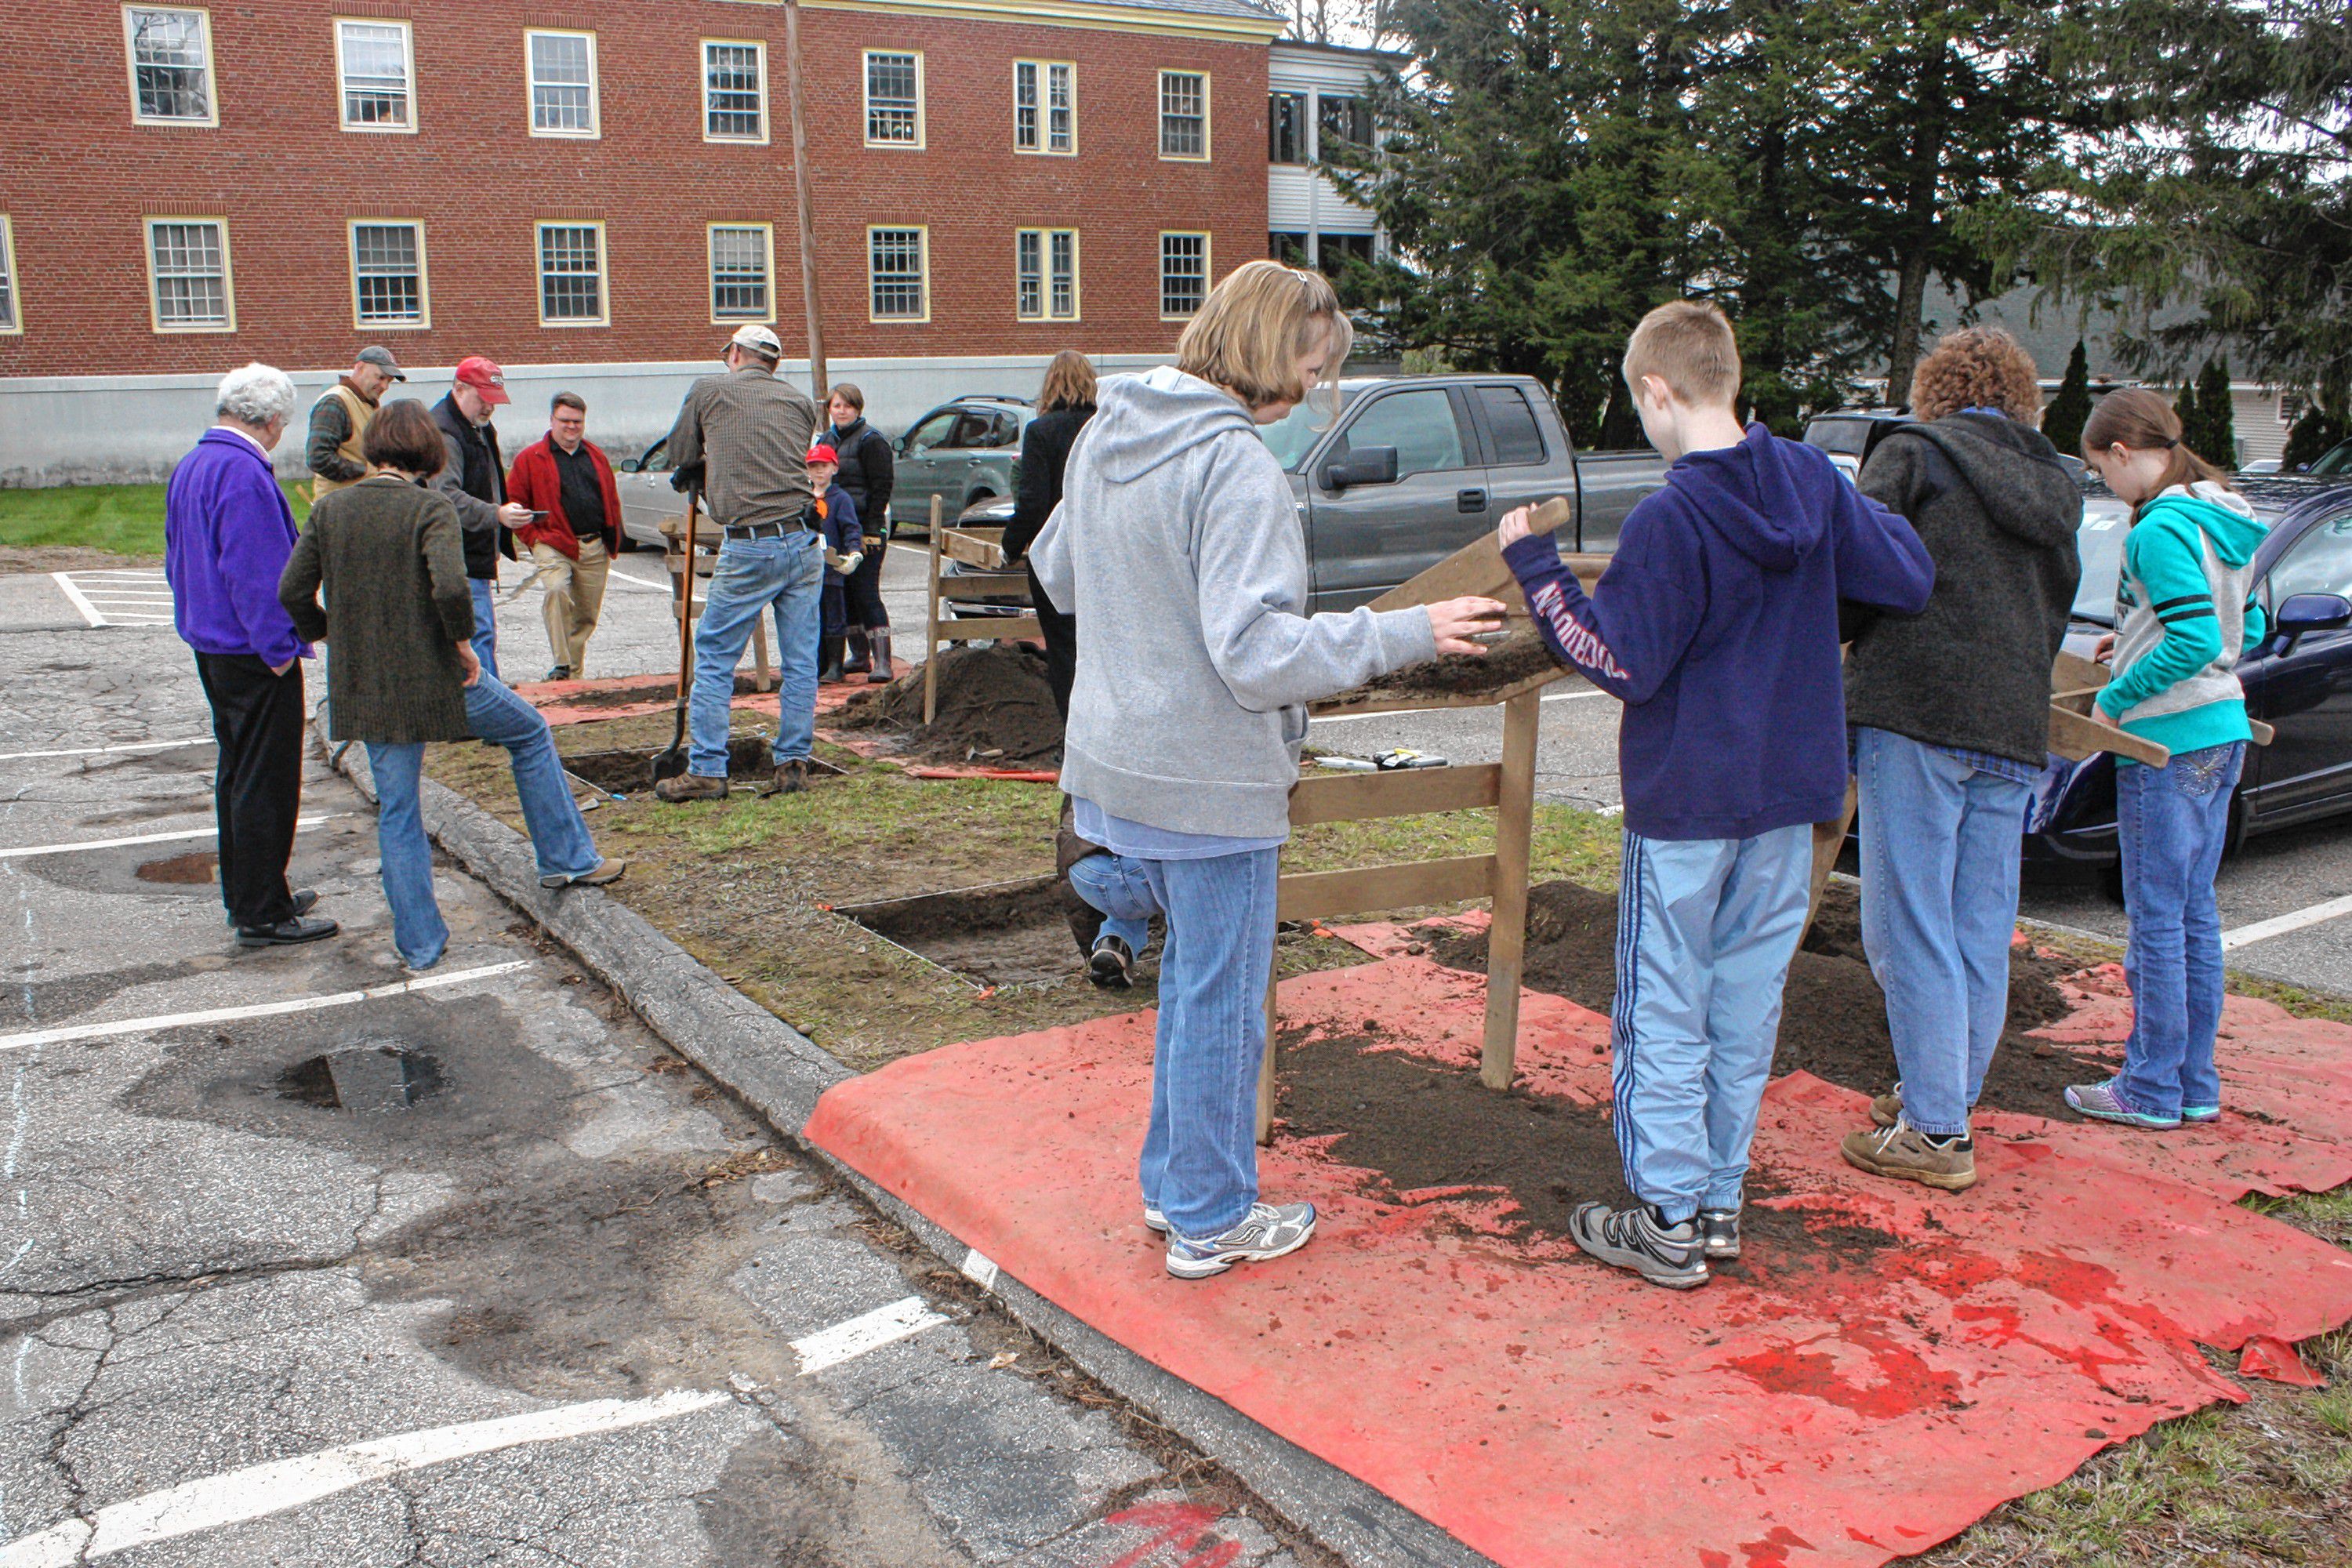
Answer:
[
  {"left": 454, "top": 356, "right": 510, "bottom": 405},
  {"left": 807, "top": 443, "right": 840, "bottom": 464}
]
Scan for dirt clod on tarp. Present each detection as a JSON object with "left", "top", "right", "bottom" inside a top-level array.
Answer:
[
  {"left": 1327, "top": 628, "right": 1562, "bottom": 705},
  {"left": 1278, "top": 1027, "right": 1897, "bottom": 1269},
  {"left": 1426, "top": 880, "right": 2107, "bottom": 1118},
  {"left": 835, "top": 643, "right": 1063, "bottom": 766}
]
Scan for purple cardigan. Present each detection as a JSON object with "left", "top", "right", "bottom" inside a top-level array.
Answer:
[{"left": 164, "top": 428, "right": 310, "bottom": 668}]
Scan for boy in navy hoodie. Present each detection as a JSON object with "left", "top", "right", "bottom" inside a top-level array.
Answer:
[
  {"left": 1501, "top": 302, "right": 1933, "bottom": 1288},
  {"left": 805, "top": 443, "right": 864, "bottom": 683}
]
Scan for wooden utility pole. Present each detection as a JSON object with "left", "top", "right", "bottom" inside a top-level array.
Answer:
[{"left": 784, "top": 0, "right": 826, "bottom": 402}]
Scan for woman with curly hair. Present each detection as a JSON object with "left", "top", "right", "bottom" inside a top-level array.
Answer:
[{"left": 1837, "top": 327, "right": 2083, "bottom": 1193}]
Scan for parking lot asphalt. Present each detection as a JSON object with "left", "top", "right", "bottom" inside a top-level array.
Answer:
[{"left": 0, "top": 578, "right": 1305, "bottom": 1566}]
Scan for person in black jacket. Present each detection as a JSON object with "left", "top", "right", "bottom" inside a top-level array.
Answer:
[
  {"left": 1837, "top": 328, "right": 2082, "bottom": 1195},
  {"left": 430, "top": 356, "right": 532, "bottom": 681},
  {"left": 821, "top": 383, "right": 898, "bottom": 681},
  {"left": 1000, "top": 350, "right": 1098, "bottom": 718}
]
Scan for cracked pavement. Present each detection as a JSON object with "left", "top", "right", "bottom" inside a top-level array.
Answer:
[{"left": 0, "top": 583, "right": 1308, "bottom": 1568}]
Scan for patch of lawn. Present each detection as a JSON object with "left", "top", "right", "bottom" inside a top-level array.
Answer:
[{"left": 0, "top": 479, "right": 313, "bottom": 560}]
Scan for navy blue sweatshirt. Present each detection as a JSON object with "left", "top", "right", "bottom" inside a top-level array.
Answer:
[{"left": 1505, "top": 424, "right": 1933, "bottom": 841}]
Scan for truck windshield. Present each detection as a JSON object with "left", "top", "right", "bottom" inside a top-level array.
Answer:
[
  {"left": 1256, "top": 388, "right": 1363, "bottom": 471},
  {"left": 2071, "top": 501, "right": 2132, "bottom": 624}
]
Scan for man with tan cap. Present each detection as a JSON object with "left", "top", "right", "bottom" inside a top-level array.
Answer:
[
  {"left": 653, "top": 323, "right": 822, "bottom": 799},
  {"left": 304, "top": 346, "right": 404, "bottom": 499},
  {"left": 431, "top": 355, "right": 532, "bottom": 680}
]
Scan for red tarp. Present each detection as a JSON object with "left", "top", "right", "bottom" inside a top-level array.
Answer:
[
  {"left": 517, "top": 672, "right": 867, "bottom": 728},
  {"left": 806, "top": 953, "right": 2352, "bottom": 1568}
]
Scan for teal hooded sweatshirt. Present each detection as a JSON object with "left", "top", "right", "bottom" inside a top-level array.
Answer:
[{"left": 2097, "top": 481, "right": 2269, "bottom": 762}]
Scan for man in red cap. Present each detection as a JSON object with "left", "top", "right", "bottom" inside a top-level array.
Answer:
[{"left": 431, "top": 356, "right": 533, "bottom": 679}]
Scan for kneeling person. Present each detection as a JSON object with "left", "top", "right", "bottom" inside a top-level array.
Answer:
[{"left": 1058, "top": 805, "right": 1155, "bottom": 989}]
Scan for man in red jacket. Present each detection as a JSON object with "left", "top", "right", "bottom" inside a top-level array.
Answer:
[{"left": 503, "top": 390, "right": 621, "bottom": 681}]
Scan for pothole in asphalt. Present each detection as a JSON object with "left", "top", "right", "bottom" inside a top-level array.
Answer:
[
  {"left": 277, "top": 1040, "right": 446, "bottom": 1112},
  {"left": 135, "top": 850, "right": 218, "bottom": 884},
  {"left": 835, "top": 874, "right": 1147, "bottom": 989}
]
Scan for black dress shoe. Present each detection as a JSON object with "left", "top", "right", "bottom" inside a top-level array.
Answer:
[
  {"left": 292, "top": 888, "right": 319, "bottom": 916},
  {"left": 235, "top": 915, "right": 340, "bottom": 948}
]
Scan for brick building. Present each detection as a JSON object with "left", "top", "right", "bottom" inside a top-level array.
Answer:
[{"left": 0, "top": 0, "right": 1286, "bottom": 481}]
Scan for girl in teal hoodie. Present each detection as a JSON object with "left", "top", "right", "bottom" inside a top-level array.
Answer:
[{"left": 2071, "top": 388, "right": 2267, "bottom": 1129}]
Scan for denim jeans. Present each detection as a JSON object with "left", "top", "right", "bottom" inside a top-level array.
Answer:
[
  {"left": 688, "top": 535, "right": 822, "bottom": 778},
  {"left": 1856, "top": 727, "right": 2034, "bottom": 1136},
  {"left": 1134, "top": 847, "right": 1280, "bottom": 1239},
  {"left": 1612, "top": 824, "right": 1812, "bottom": 1223},
  {"left": 1069, "top": 851, "right": 1156, "bottom": 953},
  {"left": 367, "top": 673, "right": 602, "bottom": 968},
  {"left": 2116, "top": 742, "right": 2244, "bottom": 1117},
  {"left": 467, "top": 577, "right": 500, "bottom": 682}
]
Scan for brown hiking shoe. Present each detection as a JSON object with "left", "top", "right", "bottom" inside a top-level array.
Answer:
[
  {"left": 762, "top": 759, "right": 809, "bottom": 797},
  {"left": 1871, "top": 1091, "right": 1903, "bottom": 1128},
  {"left": 653, "top": 772, "right": 728, "bottom": 802},
  {"left": 541, "top": 858, "right": 626, "bottom": 890},
  {"left": 1841, "top": 1121, "right": 1976, "bottom": 1192}
]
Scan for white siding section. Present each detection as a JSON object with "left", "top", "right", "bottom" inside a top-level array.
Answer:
[{"left": 2234, "top": 387, "right": 2288, "bottom": 466}]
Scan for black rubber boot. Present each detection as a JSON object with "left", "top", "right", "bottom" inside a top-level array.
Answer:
[
  {"left": 866, "top": 629, "right": 894, "bottom": 684},
  {"left": 818, "top": 634, "right": 845, "bottom": 684},
  {"left": 842, "top": 627, "right": 872, "bottom": 674}
]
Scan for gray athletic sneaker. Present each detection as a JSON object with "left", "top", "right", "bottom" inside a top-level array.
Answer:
[
  {"left": 1697, "top": 1208, "right": 1741, "bottom": 1261},
  {"left": 1164, "top": 1202, "right": 1316, "bottom": 1279},
  {"left": 1143, "top": 1203, "right": 1167, "bottom": 1233},
  {"left": 1568, "top": 1202, "right": 1708, "bottom": 1290}
]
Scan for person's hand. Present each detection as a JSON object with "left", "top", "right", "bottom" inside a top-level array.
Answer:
[
  {"left": 2089, "top": 704, "right": 2120, "bottom": 730},
  {"left": 268, "top": 659, "right": 294, "bottom": 677},
  {"left": 1498, "top": 506, "right": 1537, "bottom": 549},
  {"left": 498, "top": 502, "right": 534, "bottom": 529},
  {"left": 1426, "top": 597, "right": 1508, "bottom": 655},
  {"left": 456, "top": 641, "right": 483, "bottom": 688},
  {"left": 838, "top": 551, "right": 864, "bottom": 575},
  {"left": 2092, "top": 632, "right": 2116, "bottom": 664}
]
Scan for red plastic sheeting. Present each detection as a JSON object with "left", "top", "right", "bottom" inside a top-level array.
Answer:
[
  {"left": 518, "top": 672, "right": 867, "bottom": 728},
  {"left": 2238, "top": 1334, "right": 2327, "bottom": 1388},
  {"left": 806, "top": 956, "right": 2352, "bottom": 1568}
]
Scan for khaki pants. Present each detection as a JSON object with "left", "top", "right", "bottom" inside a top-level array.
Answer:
[{"left": 534, "top": 536, "right": 608, "bottom": 677}]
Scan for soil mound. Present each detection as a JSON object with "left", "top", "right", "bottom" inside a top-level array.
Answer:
[
  {"left": 835, "top": 643, "right": 1063, "bottom": 767},
  {"left": 1426, "top": 880, "right": 2107, "bottom": 1118},
  {"left": 1329, "top": 628, "right": 1561, "bottom": 705}
]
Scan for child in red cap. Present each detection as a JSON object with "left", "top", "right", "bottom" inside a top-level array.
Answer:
[{"left": 806, "top": 444, "right": 863, "bottom": 682}]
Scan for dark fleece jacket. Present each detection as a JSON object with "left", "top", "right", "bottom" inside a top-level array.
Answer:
[{"left": 1842, "top": 412, "right": 2084, "bottom": 768}]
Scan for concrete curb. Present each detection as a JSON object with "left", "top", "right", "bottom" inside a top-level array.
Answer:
[{"left": 322, "top": 724, "right": 1494, "bottom": 1568}]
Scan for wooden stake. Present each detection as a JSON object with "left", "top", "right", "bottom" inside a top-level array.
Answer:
[
  {"left": 1481, "top": 689, "right": 1540, "bottom": 1089},
  {"left": 782, "top": 0, "right": 826, "bottom": 401},
  {"left": 750, "top": 616, "right": 775, "bottom": 693},
  {"left": 1801, "top": 779, "right": 1858, "bottom": 947},
  {"left": 922, "top": 494, "right": 944, "bottom": 726}
]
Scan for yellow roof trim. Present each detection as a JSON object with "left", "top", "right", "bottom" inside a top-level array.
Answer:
[{"left": 732, "top": 0, "right": 1283, "bottom": 45}]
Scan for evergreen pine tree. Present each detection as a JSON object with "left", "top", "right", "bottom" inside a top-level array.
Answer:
[
  {"left": 2168, "top": 376, "right": 2201, "bottom": 458},
  {"left": 2042, "top": 339, "right": 2092, "bottom": 452},
  {"left": 2281, "top": 390, "right": 2347, "bottom": 471},
  {"left": 2189, "top": 358, "right": 2238, "bottom": 466}
]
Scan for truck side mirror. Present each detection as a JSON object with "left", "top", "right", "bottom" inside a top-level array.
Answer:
[{"left": 1323, "top": 445, "right": 1399, "bottom": 492}]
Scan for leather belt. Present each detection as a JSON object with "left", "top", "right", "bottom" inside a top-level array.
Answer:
[{"left": 719, "top": 521, "right": 808, "bottom": 541}]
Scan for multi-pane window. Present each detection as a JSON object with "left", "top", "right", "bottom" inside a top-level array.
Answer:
[
  {"left": 336, "top": 19, "right": 414, "bottom": 131},
  {"left": 1267, "top": 92, "right": 1305, "bottom": 164},
  {"left": 0, "top": 216, "right": 18, "bottom": 334},
  {"left": 527, "top": 31, "right": 597, "bottom": 136},
  {"left": 1160, "top": 231, "right": 1207, "bottom": 318},
  {"left": 702, "top": 40, "right": 766, "bottom": 142},
  {"left": 864, "top": 51, "right": 922, "bottom": 147},
  {"left": 1014, "top": 60, "right": 1073, "bottom": 154},
  {"left": 868, "top": 227, "right": 927, "bottom": 321},
  {"left": 124, "top": 7, "right": 213, "bottom": 125},
  {"left": 1319, "top": 93, "right": 1374, "bottom": 154},
  {"left": 350, "top": 221, "right": 426, "bottom": 327},
  {"left": 1159, "top": 71, "right": 1207, "bottom": 159},
  {"left": 536, "top": 222, "right": 605, "bottom": 325},
  {"left": 1015, "top": 229, "right": 1078, "bottom": 321},
  {"left": 147, "top": 218, "right": 232, "bottom": 330},
  {"left": 709, "top": 224, "right": 771, "bottom": 323}
]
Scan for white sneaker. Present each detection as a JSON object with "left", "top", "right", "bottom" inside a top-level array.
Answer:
[{"left": 1164, "top": 1202, "right": 1316, "bottom": 1279}]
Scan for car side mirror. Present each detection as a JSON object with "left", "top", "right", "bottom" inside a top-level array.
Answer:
[
  {"left": 2274, "top": 592, "right": 2352, "bottom": 651},
  {"left": 618, "top": 457, "right": 641, "bottom": 474},
  {"left": 1323, "top": 445, "right": 1399, "bottom": 492}
]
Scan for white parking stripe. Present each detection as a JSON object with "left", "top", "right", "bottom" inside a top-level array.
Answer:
[
  {"left": 601, "top": 568, "right": 673, "bottom": 593},
  {"left": 0, "top": 1388, "right": 731, "bottom": 1566},
  {"left": 0, "top": 815, "right": 340, "bottom": 862},
  {"left": 0, "top": 737, "right": 213, "bottom": 762},
  {"left": 790, "top": 1296, "right": 948, "bottom": 1374},
  {"left": 2220, "top": 893, "right": 2352, "bottom": 951},
  {"left": 49, "top": 574, "right": 104, "bottom": 628},
  {"left": 0, "top": 960, "right": 532, "bottom": 1054}
]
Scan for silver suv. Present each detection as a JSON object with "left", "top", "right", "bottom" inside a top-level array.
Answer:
[{"left": 888, "top": 394, "right": 1032, "bottom": 536}]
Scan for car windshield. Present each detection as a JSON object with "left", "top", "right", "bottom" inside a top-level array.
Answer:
[
  {"left": 2071, "top": 500, "right": 2133, "bottom": 624},
  {"left": 2310, "top": 440, "right": 2352, "bottom": 477},
  {"left": 1257, "top": 387, "right": 1364, "bottom": 470}
]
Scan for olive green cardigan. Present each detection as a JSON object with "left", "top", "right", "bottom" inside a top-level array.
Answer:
[{"left": 280, "top": 474, "right": 477, "bottom": 743}]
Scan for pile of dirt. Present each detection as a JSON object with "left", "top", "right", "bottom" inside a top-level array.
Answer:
[
  {"left": 835, "top": 644, "right": 1063, "bottom": 766},
  {"left": 1327, "top": 627, "right": 1562, "bottom": 705},
  {"left": 1425, "top": 880, "right": 2107, "bottom": 1118},
  {"left": 1278, "top": 1026, "right": 1898, "bottom": 1271}
]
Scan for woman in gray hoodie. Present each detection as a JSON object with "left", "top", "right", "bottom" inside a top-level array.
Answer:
[{"left": 1031, "top": 260, "right": 1503, "bottom": 1279}]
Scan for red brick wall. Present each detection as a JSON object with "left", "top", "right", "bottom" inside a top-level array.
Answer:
[{"left": 0, "top": 1, "right": 1269, "bottom": 377}]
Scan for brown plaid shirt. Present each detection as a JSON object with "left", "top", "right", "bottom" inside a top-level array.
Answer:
[{"left": 663, "top": 366, "right": 819, "bottom": 531}]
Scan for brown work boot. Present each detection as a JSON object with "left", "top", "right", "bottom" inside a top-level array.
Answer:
[
  {"left": 1840, "top": 1121, "right": 1976, "bottom": 1192},
  {"left": 540, "top": 858, "right": 626, "bottom": 890},
  {"left": 653, "top": 772, "right": 728, "bottom": 802},
  {"left": 1871, "top": 1090, "right": 1903, "bottom": 1128},
  {"left": 762, "top": 759, "right": 809, "bottom": 796}
]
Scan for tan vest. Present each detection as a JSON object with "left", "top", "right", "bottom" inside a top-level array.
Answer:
[{"left": 309, "top": 383, "right": 374, "bottom": 499}]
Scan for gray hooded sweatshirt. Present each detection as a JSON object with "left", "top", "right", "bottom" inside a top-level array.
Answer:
[{"left": 1031, "top": 366, "right": 1438, "bottom": 840}]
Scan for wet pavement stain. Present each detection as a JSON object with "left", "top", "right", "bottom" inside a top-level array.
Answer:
[{"left": 135, "top": 849, "right": 219, "bottom": 884}]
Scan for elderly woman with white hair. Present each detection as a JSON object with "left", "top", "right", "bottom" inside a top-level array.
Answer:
[{"left": 164, "top": 362, "right": 339, "bottom": 949}]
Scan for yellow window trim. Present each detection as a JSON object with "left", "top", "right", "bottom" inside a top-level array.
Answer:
[
  {"left": 347, "top": 217, "right": 431, "bottom": 332},
  {"left": 866, "top": 224, "right": 930, "bottom": 325},
  {"left": 0, "top": 215, "right": 22, "bottom": 336},
  {"left": 143, "top": 214, "right": 237, "bottom": 335},
  {"left": 332, "top": 16, "right": 418, "bottom": 135},
  {"left": 1159, "top": 229, "right": 1210, "bottom": 322},
  {"left": 1011, "top": 58, "right": 1076, "bottom": 157},
  {"left": 862, "top": 48, "right": 926, "bottom": 151},
  {"left": 701, "top": 37, "right": 771, "bottom": 147},
  {"left": 534, "top": 219, "right": 610, "bottom": 328},
  {"left": 122, "top": 4, "right": 220, "bottom": 129},
  {"left": 1157, "top": 67, "right": 1210, "bottom": 162},
  {"left": 524, "top": 28, "right": 601, "bottom": 140},
  {"left": 706, "top": 221, "right": 777, "bottom": 327},
  {"left": 1014, "top": 227, "right": 1081, "bottom": 324}
]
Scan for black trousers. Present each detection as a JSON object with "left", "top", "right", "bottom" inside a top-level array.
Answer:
[
  {"left": 194, "top": 652, "right": 305, "bottom": 929},
  {"left": 845, "top": 535, "right": 890, "bottom": 630},
  {"left": 1026, "top": 562, "right": 1076, "bottom": 721}
]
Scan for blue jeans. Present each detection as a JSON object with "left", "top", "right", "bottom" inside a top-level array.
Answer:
[
  {"left": 689, "top": 535, "right": 822, "bottom": 778},
  {"left": 366, "top": 673, "right": 601, "bottom": 968},
  {"left": 468, "top": 577, "right": 499, "bottom": 682},
  {"left": 1134, "top": 848, "right": 1280, "bottom": 1239},
  {"left": 1857, "top": 728, "right": 2034, "bottom": 1136},
  {"left": 1069, "top": 852, "right": 1156, "bottom": 953},
  {"left": 1612, "top": 825, "right": 1812, "bottom": 1223},
  {"left": 2116, "top": 742, "right": 2244, "bottom": 1117}
]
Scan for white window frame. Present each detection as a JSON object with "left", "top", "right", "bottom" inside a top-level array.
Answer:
[
  {"left": 143, "top": 216, "right": 235, "bottom": 334},
  {"left": 1013, "top": 60, "right": 1074, "bottom": 155},
  {"left": 122, "top": 5, "right": 217, "bottom": 128},
  {"left": 862, "top": 49, "right": 924, "bottom": 150},
  {"left": 334, "top": 17, "right": 416, "bottom": 133},
  {"left": 1015, "top": 228, "right": 1080, "bottom": 322},
  {"left": 866, "top": 225, "right": 929, "bottom": 325},
  {"left": 535, "top": 220, "right": 608, "bottom": 328},
  {"left": 1158, "top": 69, "right": 1209, "bottom": 162},
  {"left": 707, "top": 222, "right": 774, "bottom": 325},
  {"left": 0, "top": 216, "right": 21, "bottom": 336},
  {"left": 348, "top": 219, "right": 429, "bottom": 331},
  {"left": 1160, "top": 230, "right": 1210, "bottom": 320},
  {"left": 701, "top": 38, "right": 768, "bottom": 145},
  {"left": 524, "top": 29, "right": 598, "bottom": 139}
]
